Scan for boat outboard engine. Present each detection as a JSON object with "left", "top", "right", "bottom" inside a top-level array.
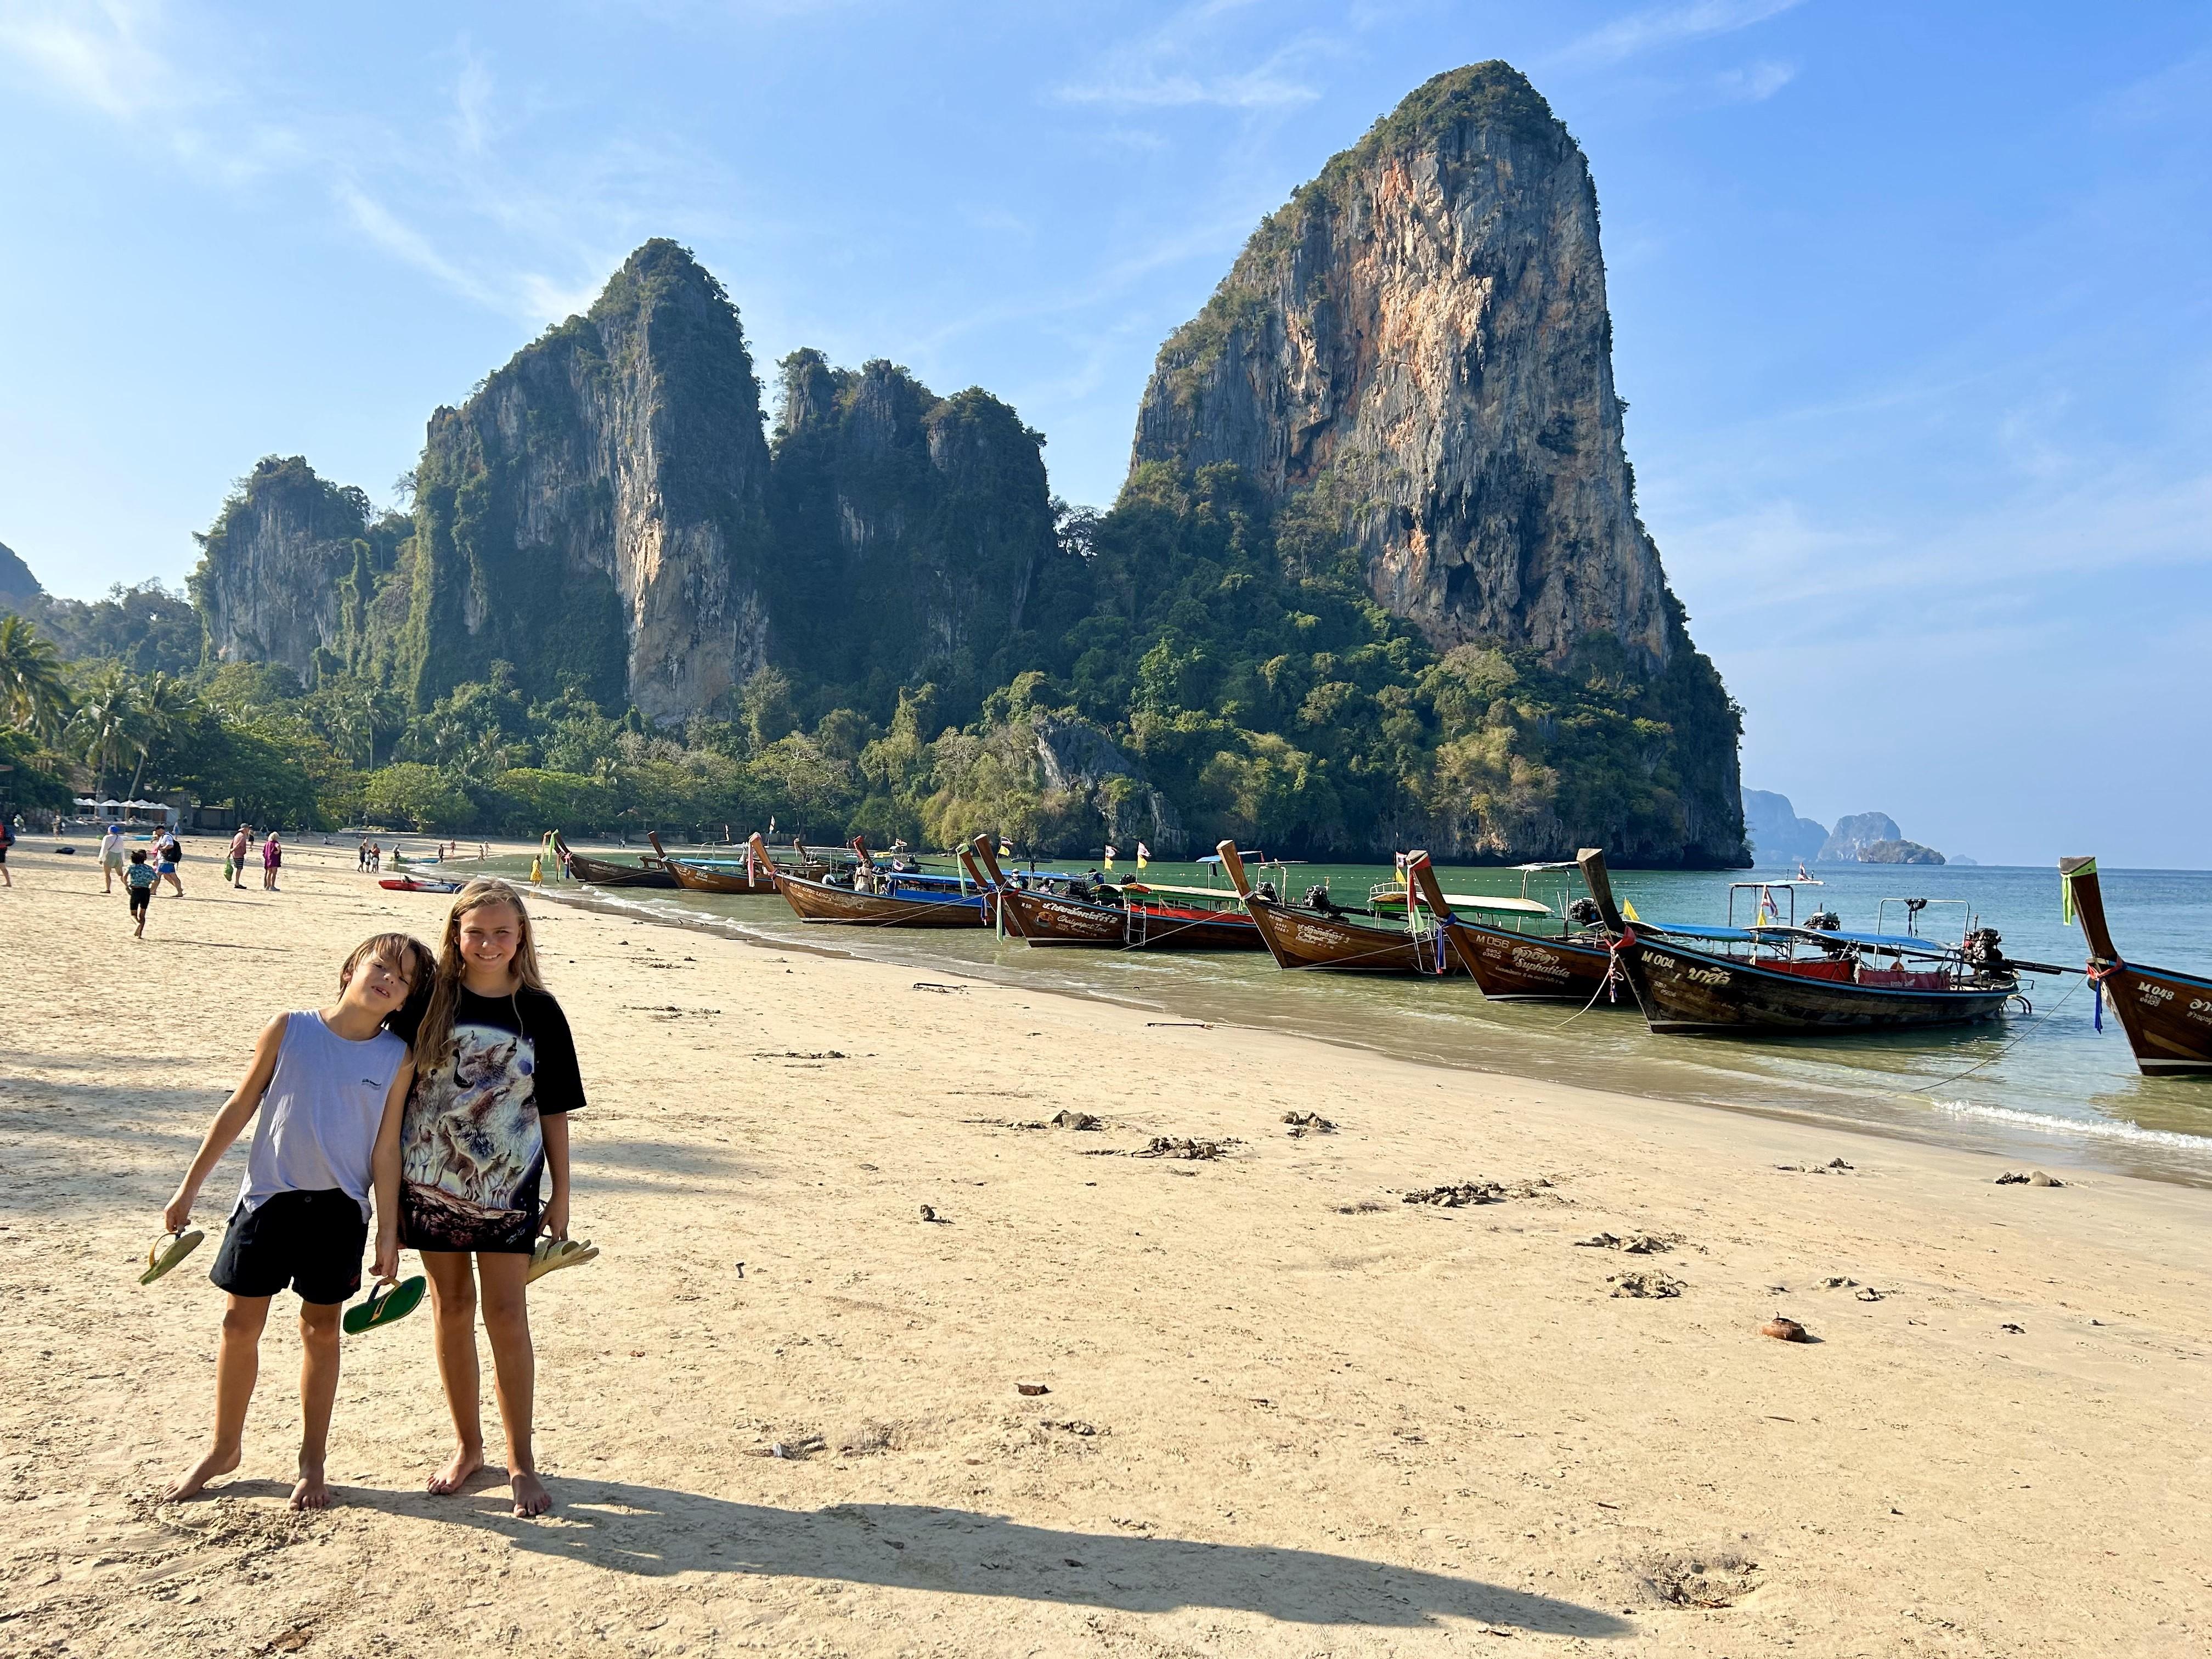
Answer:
[
  {"left": 1807, "top": 909, "right": 1841, "bottom": 932},
  {"left": 1963, "top": 927, "right": 2009, "bottom": 976},
  {"left": 1566, "top": 897, "right": 1602, "bottom": 928},
  {"left": 1255, "top": 881, "right": 1278, "bottom": 904},
  {"left": 1304, "top": 883, "right": 1338, "bottom": 915}
]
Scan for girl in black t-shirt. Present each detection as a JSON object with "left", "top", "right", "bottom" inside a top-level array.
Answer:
[{"left": 380, "top": 878, "right": 582, "bottom": 1518}]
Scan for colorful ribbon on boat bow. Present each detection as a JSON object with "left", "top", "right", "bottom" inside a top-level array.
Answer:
[
  {"left": 2084, "top": 959, "right": 2119, "bottom": 1032},
  {"left": 1604, "top": 926, "right": 1638, "bottom": 1003}
]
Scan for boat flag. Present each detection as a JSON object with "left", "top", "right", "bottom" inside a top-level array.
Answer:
[
  {"left": 2062, "top": 857, "right": 2096, "bottom": 924},
  {"left": 998, "top": 838, "right": 1013, "bottom": 858},
  {"left": 1621, "top": 898, "right": 1641, "bottom": 923},
  {"left": 1136, "top": 842, "right": 1150, "bottom": 869},
  {"left": 1103, "top": 845, "right": 1117, "bottom": 870}
]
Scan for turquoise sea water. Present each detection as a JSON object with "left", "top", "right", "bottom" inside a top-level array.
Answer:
[{"left": 518, "top": 851, "right": 2212, "bottom": 1187}]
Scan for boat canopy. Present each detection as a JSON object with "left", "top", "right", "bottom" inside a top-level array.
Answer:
[
  {"left": 1377, "top": 885, "right": 1552, "bottom": 915},
  {"left": 1660, "top": 923, "right": 1960, "bottom": 957},
  {"left": 1513, "top": 861, "right": 1581, "bottom": 873},
  {"left": 1782, "top": 927, "right": 1959, "bottom": 956},
  {"left": 1119, "top": 882, "right": 1244, "bottom": 901}
]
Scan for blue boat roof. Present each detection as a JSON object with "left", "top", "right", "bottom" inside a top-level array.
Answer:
[
  {"left": 1648, "top": 923, "right": 1955, "bottom": 955},
  {"left": 1792, "top": 927, "right": 1955, "bottom": 953}
]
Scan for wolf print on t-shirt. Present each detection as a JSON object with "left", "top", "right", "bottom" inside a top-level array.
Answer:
[{"left": 400, "top": 1021, "right": 545, "bottom": 1248}]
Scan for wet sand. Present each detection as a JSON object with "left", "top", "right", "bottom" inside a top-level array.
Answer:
[{"left": 2, "top": 840, "right": 2207, "bottom": 1656}]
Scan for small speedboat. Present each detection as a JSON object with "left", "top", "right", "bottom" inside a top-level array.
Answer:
[{"left": 379, "top": 876, "right": 462, "bottom": 894}]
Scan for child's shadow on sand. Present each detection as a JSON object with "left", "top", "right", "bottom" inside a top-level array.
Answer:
[{"left": 411, "top": 1480, "right": 1630, "bottom": 1635}]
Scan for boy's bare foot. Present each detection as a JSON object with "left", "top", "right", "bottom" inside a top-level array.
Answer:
[
  {"left": 427, "top": 1446, "right": 484, "bottom": 1495},
  {"left": 510, "top": 1470, "right": 552, "bottom": 1517},
  {"left": 162, "top": 1445, "right": 240, "bottom": 1502},
  {"left": 290, "top": 1468, "right": 335, "bottom": 1510}
]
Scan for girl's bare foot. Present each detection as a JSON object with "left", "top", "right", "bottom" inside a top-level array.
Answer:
[
  {"left": 427, "top": 1446, "right": 484, "bottom": 1495},
  {"left": 290, "top": 1469, "right": 334, "bottom": 1510},
  {"left": 510, "top": 1470, "right": 551, "bottom": 1517},
  {"left": 162, "top": 1445, "right": 240, "bottom": 1502}
]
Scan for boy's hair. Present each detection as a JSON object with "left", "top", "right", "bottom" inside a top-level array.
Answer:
[
  {"left": 338, "top": 932, "right": 436, "bottom": 1032},
  {"left": 129, "top": 849, "right": 146, "bottom": 864},
  {"left": 416, "top": 880, "right": 546, "bottom": 1068}
]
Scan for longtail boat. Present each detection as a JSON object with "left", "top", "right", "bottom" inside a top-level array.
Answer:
[
  {"left": 964, "top": 837, "right": 1263, "bottom": 951},
  {"left": 1216, "top": 841, "right": 1455, "bottom": 975},
  {"left": 750, "top": 833, "right": 991, "bottom": 928},
  {"left": 1403, "top": 856, "right": 1620, "bottom": 1002},
  {"left": 1578, "top": 848, "right": 2031, "bottom": 1035},
  {"left": 2061, "top": 856, "right": 2212, "bottom": 1077},
  {"left": 553, "top": 832, "right": 678, "bottom": 889},
  {"left": 649, "top": 831, "right": 774, "bottom": 894}
]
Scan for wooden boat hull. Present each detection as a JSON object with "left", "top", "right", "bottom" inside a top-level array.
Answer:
[
  {"left": 2094, "top": 963, "right": 2212, "bottom": 1076},
  {"left": 1441, "top": 917, "right": 1617, "bottom": 1002},
  {"left": 2061, "top": 857, "right": 2212, "bottom": 1077},
  {"left": 771, "top": 870, "right": 990, "bottom": 928},
  {"left": 664, "top": 859, "right": 775, "bottom": 895},
  {"left": 1621, "top": 934, "right": 2012, "bottom": 1034},
  {"left": 1244, "top": 896, "right": 1453, "bottom": 975},
  {"left": 556, "top": 837, "right": 679, "bottom": 889},
  {"left": 997, "top": 885, "right": 1262, "bottom": 950}
]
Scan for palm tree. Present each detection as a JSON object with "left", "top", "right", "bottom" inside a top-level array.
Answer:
[
  {"left": 67, "top": 666, "right": 149, "bottom": 799},
  {"left": 0, "top": 614, "right": 71, "bottom": 738},
  {"left": 125, "top": 671, "right": 198, "bottom": 798}
]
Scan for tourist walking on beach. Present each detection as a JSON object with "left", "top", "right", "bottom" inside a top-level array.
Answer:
[
  {"left": 125, "top": 848, "right": 160, "bottom": 938},
  {"left": 156, "top": 828, "right": 185, "bottom": 897},
  {"left": 394, "top": 879, "right": 582, "bottom": 1518},
  {"left": 100, "top": 822, "right": 127, "bottom": 892},
  {"left": 156, "top": 932, "right": 431, "bottom": 1509},
  {"left": 227, "top": 825, "right": 251, "bottom": 889},
  {"left": 0, "top": 812, "right": 13, "bottom": 888},
  {"left": 262, "top": 831, "right": 283, "bottom": 891}
]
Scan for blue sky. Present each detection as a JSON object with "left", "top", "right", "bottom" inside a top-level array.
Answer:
[{"left": 1, "top": 2, "right": 2206, "bottom": 866}]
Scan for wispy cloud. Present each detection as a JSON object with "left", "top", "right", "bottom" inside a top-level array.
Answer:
[
  {"left": 1711, "top": 59, "right": 1796, "bottom": 103},
  {"left": 0, "top": 0, "right": 179, "bottom": 120},
  {"left": 1557, "top": 0, "right": 1805, "bottom": 69},
  {"left": 1055, "top": 0, "right": 1331, "bottom": 111},
  {"left": 0, "top": 3, "right": 712, "bottom": 327}
]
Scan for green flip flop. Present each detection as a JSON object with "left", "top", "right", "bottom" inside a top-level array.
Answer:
[
  {"left": 343, "top": 1274, "right": 427, "bottom": 1335},
  {"left": 526, "top": 1237, "right": 600, "bottom": 1286},
  {"left": 140, "top": 1229, "right": 205, "bottom": 1285}
]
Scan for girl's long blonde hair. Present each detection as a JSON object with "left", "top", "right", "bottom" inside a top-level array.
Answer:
[{"left": 415, "top": 878, "right": 547, "bottom": 1068}]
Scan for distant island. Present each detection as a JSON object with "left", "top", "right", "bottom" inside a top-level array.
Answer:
[
  {"left": 3, "top": 64, "right": 1746, "bottom": 865},
  {"left": 1742, "top": 792, "right": 1946, "bottom": 865}
]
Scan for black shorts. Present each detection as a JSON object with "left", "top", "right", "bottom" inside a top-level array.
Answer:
[
  {"left": 128, "top": 888, "right": 153, "bottom": 913},
  {"left": 210, "top": 1189, "right": 369, "bottom": 1305}
]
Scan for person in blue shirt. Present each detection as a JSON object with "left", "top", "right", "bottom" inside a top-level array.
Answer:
[{"left": 125, "top": 849, "right": 160, "bottom": 938}]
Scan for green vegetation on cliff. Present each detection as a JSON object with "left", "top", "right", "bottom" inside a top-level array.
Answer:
[{"left": 12, "top": 447, "right": 1737, "bottom": 862}]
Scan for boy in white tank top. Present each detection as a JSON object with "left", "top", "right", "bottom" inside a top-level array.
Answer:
[{"left": 157, "top": 932, "right": 432, "bottom": 1509}]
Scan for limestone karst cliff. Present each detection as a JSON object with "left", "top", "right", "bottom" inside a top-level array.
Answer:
[
  {"left": 1124, "top": 61, "right": 1743, "bottom": 864},
  {"left": 764, "top": 352, "right": 1061, "bottom": 712},
  {"left": 188, "top": 456, "right": 404, "bottom": 680},
  {"left": 400, "top": 239, "right": 776, "bottom": 721},
  {"left": 1132, "top": 62, "right": 1669, "bottom": 668},
  {"left": 0, "top": 539, "right": 41, "bottom": 608}
]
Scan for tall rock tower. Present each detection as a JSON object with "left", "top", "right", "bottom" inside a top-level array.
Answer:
[
  {"left": 404, "top": 240, "right": 775, "bottom": 720},
  {"left": 1131, "top": 63, "right": 1672, "bottom": 670}
]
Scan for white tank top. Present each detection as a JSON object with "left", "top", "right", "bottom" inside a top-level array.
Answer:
[{"left": 235, "top": 1012, "right": 408, "bottom": 1220}]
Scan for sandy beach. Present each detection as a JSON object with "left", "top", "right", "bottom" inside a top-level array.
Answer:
[{"left": 2, "top": 839, "right": 2207, "bottom": 1657}]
